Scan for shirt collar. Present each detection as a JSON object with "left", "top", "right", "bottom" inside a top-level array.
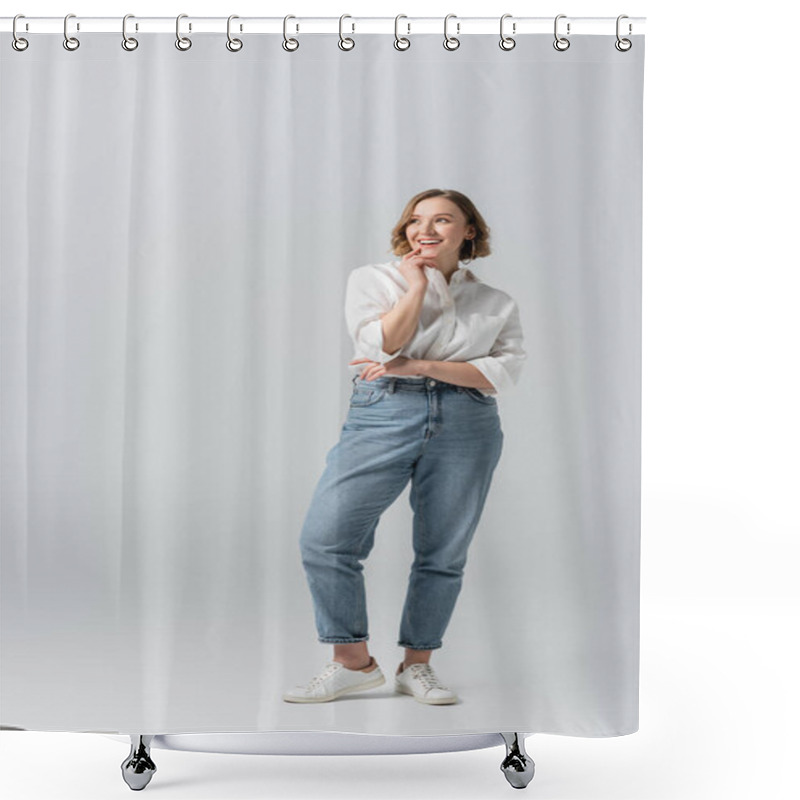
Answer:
[
  {"left": 392, "top": 260, "right": 477, "bottom": 286},
  {"left": 450, "top": 264, "right": 478, "bottom": 284},
  {"left": 422, "top": 264, "right": 477, "bottom": 286}
]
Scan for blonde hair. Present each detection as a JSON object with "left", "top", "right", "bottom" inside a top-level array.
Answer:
[{"left": 390, "top": 189, "right": 491, "bottom": 261}]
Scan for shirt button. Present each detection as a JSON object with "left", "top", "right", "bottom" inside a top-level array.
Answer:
[{"left": 427, "top": 379, "right": 437, "bottom": 387}]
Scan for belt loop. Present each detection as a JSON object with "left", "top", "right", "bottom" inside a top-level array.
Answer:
[{"left": 388, "top": 378, "right": 396, "bottom": 394}]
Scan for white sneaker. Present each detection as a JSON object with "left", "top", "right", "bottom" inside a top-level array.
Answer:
[
  {"left": 282, "top": 657, "right": 386, "bottom": 703},
  {"left": 395, "top": 662, "right": 458, "bottom": 705}
]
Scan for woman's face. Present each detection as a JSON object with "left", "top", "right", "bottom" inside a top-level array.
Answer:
[{"left": 404, "top": 197, "right": 475, "bottom": 265}]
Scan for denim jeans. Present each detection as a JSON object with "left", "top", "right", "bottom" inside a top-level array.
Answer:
[{"left": 299, "top": 374, "right": 504, "bottom": 651}]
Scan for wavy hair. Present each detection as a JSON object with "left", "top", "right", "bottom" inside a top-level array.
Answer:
[{"left": 390, "top": 189, "right": 491, "bottom": 261}]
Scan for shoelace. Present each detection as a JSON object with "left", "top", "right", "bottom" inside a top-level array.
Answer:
[
  {"left": 406, "top": 663, "right": 447, "bottom": 690},
  {"left": 305, "top": 663, "right": 340, "bottom": 690}
]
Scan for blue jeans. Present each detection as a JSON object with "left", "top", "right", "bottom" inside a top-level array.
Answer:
[{"left": 299, "top": 375, "right": 504, "bottom": 651}]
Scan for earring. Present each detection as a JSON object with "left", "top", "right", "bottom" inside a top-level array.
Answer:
[{"left": 464, "top": 238, "right": 476, "bottom": 264}]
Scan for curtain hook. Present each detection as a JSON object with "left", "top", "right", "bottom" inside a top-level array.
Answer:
[
  {"left": 553, "top": 14, "right": 570, "bottom": 51},
  {"left": 63, "top": 13, "right": 80, "bottom": 51},
  {"left": 394, "top": 14, "right": 410, "bottom": 51},
  {"left": 282, "top": 15, "right": 299, "bottom": 51},
  {"left": 12, "top": 14, "right": 29, "bottom": 51},
  {"left": 122, "top": 14, "right": 138, "bottom": 51},
  {"left": 443, "top": 13, "right": 460, "bottom": 51},
  {"left": 499, "top": 13, "right": 516, "bottom": 51},
  {"left": 226, "top": 15, "right": 243, "bottom": 52},
  {"left": 175, "top": 13, "right": 192, "bottom": 51},
  {"left": 615, "top": 14, "right": 632, "bottom": 51},
  {"left": 339, "top": 14, "right": 355, "bottom": 51}
]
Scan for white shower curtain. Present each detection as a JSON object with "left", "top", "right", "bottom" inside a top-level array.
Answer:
[{"left": 1, "top": 29, "right": 644, "bottom": 737}]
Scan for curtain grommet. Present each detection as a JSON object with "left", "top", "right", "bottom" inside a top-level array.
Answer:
[
  {"left": 63, "top": 13, "right": 80, "bottom": 51},
  {"left": 615, "top": 15, "right": 632, "bottom": 51},
  {"left": 282, "top": 15, "right": 299, "bottom": 51},
  {"left": 226, "top": 15, "right": 243, "bottom": 52},
  {"left": 553, "top": 14, "right": 570, "bottom": 51},
  {"left": 338, "top": 14, "right": 355, "bottom": 51},
  {"left": 175, "top": 14, "right": 192, "bottom": 51},
  {"left": 443, "top": 14, "right": 460, "bottom": 51},
  {"left": 12, "top": 14, "right": 29, "bottom": 51},
  {"left": 121, "top": 14, "right": 138, "bottom": 51},
  {"left": 499, "top": 14, "right": 516, "bottom": 51},
  {"left": 394, "top": 14, "right": 410, "bottom": 51}
]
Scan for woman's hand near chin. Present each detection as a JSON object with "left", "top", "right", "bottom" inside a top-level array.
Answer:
[
  {"left": 348, "top": 356, "right": 424, "bottom": 381},
  {"left": 398, "top": 246, "right": 434, "bottom": 291}
]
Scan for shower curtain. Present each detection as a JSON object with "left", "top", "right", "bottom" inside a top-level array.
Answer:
[{"left": 1, "top": 27, "right": 644, "bottom": 737}]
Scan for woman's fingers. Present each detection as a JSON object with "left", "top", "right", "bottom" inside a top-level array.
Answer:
[
  {"left": 403, "top": 246, "right": 432, "bottom": 266},
  {"left": 399, "top": 249, "right": 432, "bottom": 288},
  {"left": 349, "top": 358, "right": 383, "bottom": 380}
]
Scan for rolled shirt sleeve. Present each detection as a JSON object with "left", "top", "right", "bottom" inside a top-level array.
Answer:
[
  {"left": 467, "top": 301, "right": 527, "bottom": 396},
  {"left": 345, "top": 267, "right": 403, "bottom": 364}
]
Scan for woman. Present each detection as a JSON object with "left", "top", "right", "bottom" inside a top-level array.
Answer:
[{"left": 283, "top": 189, "right": 526, "bottom": 705}]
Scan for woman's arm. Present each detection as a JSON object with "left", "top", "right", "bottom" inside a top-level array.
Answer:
[
  {"left": 463, "top": 301, "right": 526, "bottom": 395},
  {"left": 412, "top": 360, "right": 495, "bottom": 391},
  {"left": 380, "top": 284, "right": 427, "bottom": 354}
]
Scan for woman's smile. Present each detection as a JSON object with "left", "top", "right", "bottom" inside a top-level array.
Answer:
[{"left": 405, "top": 197, "right": 475, "bottom": 270}]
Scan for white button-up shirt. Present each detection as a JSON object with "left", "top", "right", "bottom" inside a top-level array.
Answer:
[{"left": 345, "top": 261, "right": 526, "bottom": 397}]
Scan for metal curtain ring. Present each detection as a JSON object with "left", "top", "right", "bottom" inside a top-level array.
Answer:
[
  {"left": 499, "top": 13, "right": 515, "bottom": 50},
  {"left": 226, "top": 15, "right": 243, "bottom": 51},
  {"left": 12, "top": 14, "right": 29, "bottom": 51},
  {"left": 63, "top": 13, "right": 80, "bottom": 51},
  {"left": 339, "top": 14, "right": 354, "bottom": 51},
  {"left": 122, "top": 14, "right": 138, "bottom": 51},
  {"left": 553, "top": 14, "right": 570, "bottom": 51},
  {"left": 615, "top": 14, "right": 632, "bottom": 51},
  {"left": 282, "top": 15, "right": 299, "bottom": 51},
  {"left": 175, "top": 13, "right": 192, "bottom": 50},
  {"left": 443, "top": 14, "right": 460, "bottom": 51},
  {"left": 394, "top": 14, "right": 410, "bottom": 50}
]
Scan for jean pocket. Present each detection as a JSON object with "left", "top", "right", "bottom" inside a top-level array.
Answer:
[
  {"left": 349, "top": 385, "right": 388, "bottom": 407},
  {"left": 463, "top": 387, "right": 497, "bottom": 405}
]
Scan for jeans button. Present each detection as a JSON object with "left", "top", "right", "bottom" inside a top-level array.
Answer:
[{"left": 427, "top": 379, "right": 436, "bottom": 387}]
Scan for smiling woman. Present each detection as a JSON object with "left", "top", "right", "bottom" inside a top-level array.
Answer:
[
  {"left": 344, "top": 190, "right": 525, "bottom": 395},
  {"left": 284, "top": 188, "right": 526, "bottom": 705},
  {"left": 392, "top": 189, "right": 493, "bottom": 264}
]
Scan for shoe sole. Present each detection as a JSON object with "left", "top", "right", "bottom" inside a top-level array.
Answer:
[
  {"left": 282, "top": 672, "right": 386, "bottom": 703},
  {"left": 394, "top": 681, "right": 458, "bottom": 705}
]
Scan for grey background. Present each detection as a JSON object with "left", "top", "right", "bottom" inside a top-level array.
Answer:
[{"left": 1, "top": 32, "right": 643, "bottom": 736}]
